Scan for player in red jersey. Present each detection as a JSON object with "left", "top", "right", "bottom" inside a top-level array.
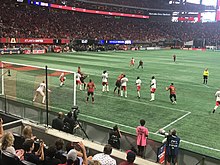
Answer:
[
  {"left": 86, "top": 79, "right": 96, "bottom": 104},
  {"left": 59, "top": 72, "right": 66, "bottom": 87},
  {"left": 166, "top": 83, "right": 177, "bottom": 104},
  {"left": 130, "top": 57, "right": 135, "bottom": 67},
  {"left": 114, "top": 73, "right": 124, "bottom": 96}
]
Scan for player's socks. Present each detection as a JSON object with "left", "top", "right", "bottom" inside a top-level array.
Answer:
[
  {"left": 114, "top": 87, "right": 117, "bottom": 93},
  {"left": 125, "top": 91, "right": 127, "bottom": 98},
  {"left": 106, "top": 85, "right": 109, "bottom": 92},
  {"left": 42, "top": 96, "right": 46, "bottom": 104},
  {"left": 92, "top": 97, "right": 94, "bottom": 103},
  {"left": 102, "top": 86, "right": 105, "bottom": 92},
  {"left": 79, "top": 85, "right": 82, "bottom": 90},
  {"left": 120, "top": 90, "right": 123, "bottom": 97}
]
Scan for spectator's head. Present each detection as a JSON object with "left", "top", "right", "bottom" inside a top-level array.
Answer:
[
  {"left": 113, "top": 125, "right": 118, "bottom": 131},
  {"left": 58, "top": 112, "right": 64, "bottom": 119},
  {"left": 140, "top": 119, "right": 146, "bottom": 126},
  {"left": 103, "top": 144, "right": 112, "bottom": 155},
  {"left": 171, "top": 129, "right": 177, "bottom": 136},
  {"left": 66, "top": 142, "right": 75, "bottom": 153},
  {"left": 55, "top": 138, "right": 64, "bottom": 150},
  {"left": 126, "top": 150, "right": 136, "bottom": 163},
  {"left": 46, "top": 146, "right": 57, "bottom": 159},
  {"left": 66, "top": 149, "right": 77, "bottom": 165},
  {"left": 23, "top": 139, "right": 35, "bottom": 152},
  {"left": 89, "top": 160, "right": 101, "bottom": 165},
  {"left": 22, "top": 125, "right": 33, "bottom": 139},
  {"left": 1, "top": 132, "right": 15, "bottom": 150}
]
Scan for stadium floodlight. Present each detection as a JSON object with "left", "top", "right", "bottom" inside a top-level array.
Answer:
[{"left": 0, "top": 61, "right": 77, "bottom": 112}]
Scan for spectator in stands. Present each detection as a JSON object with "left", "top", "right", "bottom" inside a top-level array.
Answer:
[
  {"left": 55, "top": 138, "right": 66, "bottom": 163},
  {"left": 1, "top": 132, "right": 16, "bottom": 155},
  {"left": 63, "top": 111, "right": 76, "bottom": 134},
  {"left": 0, "top": 118, "right": 4, "bottom": 138},
  {"left": 119, "top": 150, "right": 136, "bottom": 165},
  {"left": 44, "top": 146, "right": 61, "bottom": 165},
  {"left": 52, "top": 112, "right": 64, "bottom": 131},
  {"left": 89, "top": 160, "right": 101, "bottom": 165},
  {"left": 108, "top": 125, "right": 122, "bottom": 149},
  {"left": 92, "top": 144, "right": 116, "bottom": 165},
  {"left": 136, "top": 119, "right": 149, "bottom": 158},
  {"left": 23, "top": 139, "right": 45, "bottom": 164},
  {"left": 22, "top": 125, "right": 36, "bottom": 140}
]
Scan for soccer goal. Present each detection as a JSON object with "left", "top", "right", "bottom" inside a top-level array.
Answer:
[{"left": 0, "top": 61, "right": 77, "bottom": 113}]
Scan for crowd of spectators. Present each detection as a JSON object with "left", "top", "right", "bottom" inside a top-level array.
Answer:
[{"left": 0, "top": 0, "right": 220, "bottom": 45}]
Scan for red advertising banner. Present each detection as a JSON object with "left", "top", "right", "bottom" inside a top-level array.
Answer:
[
  {"left": 50, "top": 4, "right": 149, "bottom": 19},
  {"left": 0, "top": 38, "right": 70, "bottom": 44},
  {"left": 216, "top": 0, "right": 220, "bottom": 21}
]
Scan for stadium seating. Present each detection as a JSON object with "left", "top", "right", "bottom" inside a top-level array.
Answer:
[{"left": 1, "top": 150, "right": 20, "bottom": 165}]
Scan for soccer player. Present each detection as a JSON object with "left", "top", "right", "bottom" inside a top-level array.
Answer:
[
  {"left": 86, "top": 79, "right": 96, "bottom": 104},
  {"left": 121, "top": 75, "right": 128, "bottom": 98},
  {"left": 33, "top": 81, "right": 51, "bottom": 104},
  {"left": 212, "top": 89, "right": 220, "bottom": 113},
  {"left": 173, "top": 54, "right": 176, "bottom": 62},
  {"left": 102, "top": 70, "right": 109, "bottom": 92},
  {"left": 130, "top": 57, "right": 135, "bottom": 67},
  {"left": 76, "top": 72, "right": 82, "bottom": 90},
  {"left": 114, "top": 73, "right": 124, "bottom": 96},
  {"left": 203, "top": 68, "right": 209, "bottom": 84},
  {"left": 166, "top": 83, "right": 177, "bottom": 104},
  {"left": 59, "top": 72, "right": 66, "bottom": 87},
  {"left": 136, "top": 77, "right": 142, "bottom": 99},
  {"left": 137, "top": 60, "right": 143, "bottom": 69},
  {"left": 150, "top": 76, "right": 156, "bottom": 101}
]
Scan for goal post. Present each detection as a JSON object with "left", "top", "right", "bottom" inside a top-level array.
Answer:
[{"left": 0, "top": 61, "right": 77, "bottom": 114}]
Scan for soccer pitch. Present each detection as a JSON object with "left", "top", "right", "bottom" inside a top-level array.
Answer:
[{"left": 1, "top": 50, "right": 220, "bottom": 158}]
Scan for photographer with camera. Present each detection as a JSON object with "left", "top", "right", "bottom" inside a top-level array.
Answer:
[
  {"left": 63, "top": 111, "right": 76, "bottom": 134},
  {"left": 108, "top": 125, "right": 122, "bottom": 149},
  {"left": 159, "top": 129, "right": 180, "bottom": 165}
]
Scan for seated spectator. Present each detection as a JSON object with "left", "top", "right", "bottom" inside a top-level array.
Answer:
[
  {"left": 119, "top": 150, "right": 136, "bottom": 165},
  {"left": 23, "top": 139, "right": 44, "bottom": 164},
  {"left": 92, "top": 144, "right": 116, "bottom": 165},
  {"left": 0, "top": 118, "right": 4, "bottom": 138},
  {"left": 1, "top": 132, "right": 16, "bottom": 155},
  {"left": 43, "top": 146, "right": 61, "bottom": 165},
  {"left": 108, "top": 125, "right": 122, "bottom": 149},
  {"left": 22, "top": 125, "right": 36, "bottom": 140},
  {"left": 52, "top": 112, "right": 64, "bottom": 131}
]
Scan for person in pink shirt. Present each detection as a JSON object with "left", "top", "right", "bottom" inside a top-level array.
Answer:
[{"left": 136, "top": 119, "right": 149, "bottom": 158}]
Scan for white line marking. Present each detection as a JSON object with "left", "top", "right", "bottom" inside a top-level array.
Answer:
[{"left": 154, "top": 111, "right": 191, "bottom": 134}]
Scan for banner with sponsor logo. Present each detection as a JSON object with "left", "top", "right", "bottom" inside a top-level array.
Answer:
[{"left": 0, "top": 38, "right": 70, "bottom": 44}]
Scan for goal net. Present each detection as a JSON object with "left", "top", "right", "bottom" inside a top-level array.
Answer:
[{"left": 0, "top": 61, "right": 76, "bottom": 113}]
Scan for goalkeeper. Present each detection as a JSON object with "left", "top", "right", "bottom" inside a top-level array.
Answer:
[{"left": 33, "top": 81, "right": 51, "bottom": 104}]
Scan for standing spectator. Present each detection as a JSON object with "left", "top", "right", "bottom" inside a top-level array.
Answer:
[
  {"left": 163, "top": 129, "right": 180, "bottom": 165},
  {"left": 212, "top": 88, "right": 220, "bottom": 113},
  {"left": 23, "top": 139, "right": 45, "bottom": 164},
  {"left": 120, "top": 75, "right": 128, "bottom": 98},
  {"left": 173, "top": 55, "right": 176, "bottom": 62},
  {"left": 52, "top": 112, "right": 64, "bottom": 131},
  {"left": 55, "top": 138, "right": 65, "bottom": 162},
  {"left": 136, "top": 119, "right": 149, "bottom": 158},
  {"left": 150, "top": 76, "right": 156, "bottom": 101},
  {"left": 86, "top": 79, "right": 96, "bottom": 104},
  {"left": 119, "top": 150, "right": 136, "bottom": 165},
  {"left": 1, "top": 132, "right": 16, "bottom": 155},
  {"left": 0, "top": 118, "right": 4, "bottom": 138},
  {"left": 166, "top": 83, "right": 177, "bottom": 104},
  {"left": 108, "top": 125, "right": 122, "bottom": 149},
  {"left": 137, "top": 60, "right": 143, "bottom": 69},
  {"left": 203, "top": 68, "right": 209, "bottom": 84},
  {"left": 135, "top": 76, "right": 142, "bottom": 99},
  {"left": 92, "top": 144, "right": 116, "bottom": 165}
]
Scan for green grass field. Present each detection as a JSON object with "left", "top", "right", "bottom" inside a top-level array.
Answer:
[{"left": 1, "top": 50, "right": 220, "bottom": 158}]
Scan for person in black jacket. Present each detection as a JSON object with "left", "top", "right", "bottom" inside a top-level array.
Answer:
[
  {"left": 108, "top": 125, "right": 122, "bottom": 149},
  {"left": 52, "top": 112, "right": 64, "bottom": 131},
  {"left": 63, "top": 111, "right": 76, "bottom": 134}
]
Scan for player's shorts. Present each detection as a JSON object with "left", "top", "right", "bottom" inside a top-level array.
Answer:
[
  {"left": 130, "top": 62, "right": 134, "bottom": 65},
  {"left": 121, "top": 86, "right": 127, "bottom": 91},
  {"left": 151, "top": 88, "right": 156, "bottom": 93},
  {"left": 216, "top": 101, "right": 220, "bottom": 106},
  {"left": 203, "top": 75, "right": 208, "bottom": 79},
  {"left": 60, "top": 77, "right": 65, "bottom": 82},
  {"left": 87, "top": 91, "right": 94, "bottom": 96},
  {"left": 115, "top": 80, "right": 121, "bottom": 87},
  {"left": 76, "top": 80, "right": 82, "bottom": 85},
  {"left": 137, "top": 86, "right": 141, "bottom": 91},
  {"left": 102, "top": 82, "right": 108, "bottom": 86},
  {"left": 37, "top": 90, "right": 45, "bottom": 97}
]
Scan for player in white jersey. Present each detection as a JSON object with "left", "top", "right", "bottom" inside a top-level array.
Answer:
[
  {"left": 121, "top": 75, "right": 128, "bottom": 97},
  {"left": 136, "top": 77, "right": 142, "bottom": 99},
  {"left": 102, "top": 70, "right": 109, "bottom": 92},
  {"left": 150, "top": 76, "right": 156, "bottom": 101},
  {"left": 76, "top": 72, "right": 82, "bottom": 90},
  {"left": 33, "top": 81, "right": 51, "bottom": 104},
  {"left": 59, "top": 72, "right": 66, "bottom": 87},
  {"left": 212, "top": 89, "right": 220, "bottom": 113}
]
